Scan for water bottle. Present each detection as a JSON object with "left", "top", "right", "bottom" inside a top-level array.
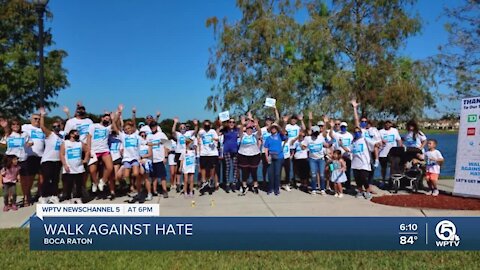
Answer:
[{"left": 329, "top": 163, "right": 335, "bottom": 172}]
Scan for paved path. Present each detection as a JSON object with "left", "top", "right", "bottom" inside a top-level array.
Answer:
[{"left": 1, "top": 180, "right": 479, "bottom": 229}]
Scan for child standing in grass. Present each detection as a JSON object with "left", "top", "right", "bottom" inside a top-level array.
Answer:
[
  {"left": 330, "top": 150, "right": 347, "bottom": 198},
  {"left": 425, "top": 139, "right": 444, "bottom": 196},
  {"left": 1, "top": 155, "right": 20, "bottom": 211}
]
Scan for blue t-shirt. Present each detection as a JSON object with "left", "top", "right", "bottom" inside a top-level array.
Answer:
[
  {"left": 222, "top": 128, "right": 239, "bottom": 154},
  {"left": 264, "top": 133, "right": 288, "bottom": 159}
]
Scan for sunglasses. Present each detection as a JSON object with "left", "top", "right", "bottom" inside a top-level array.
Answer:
[
  {"left": 361, "top": 120, "right": 367, "bottom": 123},
  {"left": 33, "top": 118, "right": 40, "bottom": 120},
  {"left": 334, "top": 124, "right": 340, "bottom": 126},
  {"left": 12, "top": 123, "right": 20, "bottom": 126},
  {"left": 229, "top": 121, "right": 235, "bottom": 123},
  {"left": 52, "top": 125, "right": 60, "bottom": 128}
]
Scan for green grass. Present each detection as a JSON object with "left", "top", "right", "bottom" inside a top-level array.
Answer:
[{"left": 1, "top": 228, "right": 479, "bottom": 270}]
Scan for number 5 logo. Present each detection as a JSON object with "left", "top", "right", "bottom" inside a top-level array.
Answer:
[{"left": 435, "top": 220, "right": 459, "bottom": 241}]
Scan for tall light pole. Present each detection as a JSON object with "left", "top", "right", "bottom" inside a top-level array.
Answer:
[{"left": 32, "top": 0, "right": 49, "bottom": 108}]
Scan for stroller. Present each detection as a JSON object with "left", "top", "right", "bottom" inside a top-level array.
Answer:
[{"left": 388, "top": 147, "right": 424, "bottom": 193}]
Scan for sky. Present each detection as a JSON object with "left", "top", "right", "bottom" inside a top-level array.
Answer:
[{"left": 46, "top": 0, "right": 459, "bottom": 120}]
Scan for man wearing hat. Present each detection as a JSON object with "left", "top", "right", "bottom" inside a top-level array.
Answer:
[
  {"left": 131, "top": 107, "right": 162, "bottom": 135},
  {"left": 146, "top": 121, "right": 169, "bottom": 199},
  {"left": 328, "top": 119, "right": 354, "bottom": 190}
]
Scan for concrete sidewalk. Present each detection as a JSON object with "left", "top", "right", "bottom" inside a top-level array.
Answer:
[{"left": 1, "top": 179, "right": 479, "bottom": 229}]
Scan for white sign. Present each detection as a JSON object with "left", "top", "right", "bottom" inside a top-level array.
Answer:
[
  {"left": 36, "top": 204, "right": 160, "bottom": 220},
  {"left": 453, "top": 97, "right": 480, "bottom": 198},
  {"left": 219, "top": 111, "right": 230, "bottom": 122},
  {"left": 264, "top": 98, "right": 276, "bottom": 108}
]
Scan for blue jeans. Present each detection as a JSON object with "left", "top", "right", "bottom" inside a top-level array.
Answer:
[
  {"left": 309, "top": 158, "right": 325, "bottom": 191},
  {"left": 268, "top": 158, "right": 282, "bottom": 194}
]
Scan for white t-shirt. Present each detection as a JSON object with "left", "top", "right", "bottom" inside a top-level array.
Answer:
[
  {"left": 109, "top": 134, "right": 122, "bottom": 162},
  {"left": 293, "top": 140, "right": 308, "bottom": 159},
  {"left": 119, "top": 132, "right": 141, "bottom": 162},
  {"left": 4, "top": 132, "right": 30, "bottom": 162},
  {"left": 181, "top": 149, "right": 196, "bottom": 174},
  {"left": 64, "top": 117, "right": 93, "bottom": 144},
  {"left": 302, "top": 135, "right": 327, "bottom": 160},
  {"left": 88, "top": 124, "right": 111, "bottom": 154},
  {"left": 404, "top": 131, "right": 427, "bottom": 149},
  {"left": 362, "top": 127, "right": 381, "bottom": 144},
  {"left": 425, "top": 149, "right": 443, "bottom": 174},
  {"left": 62, "top": 140, "right": 85, "bottom": 174},
  {"left": 147, "top": 131, "right": 168, "bottom": 163},
  {"left": 198, "top": 129, "right": 219, "bottom": 157},
  {"left": 139, "top": 138, "right": 150, "bottom": 159},
  {"left": 379, "top": 128, "right": 402, "bottom": 157},
  {"left": 332, "top": 131, "right": 354, "bottom": 157},
  {"left": 41, "top": 132, "right": 62, "bottom": 163},
  {"left": 283, "top": 143, "right": 291, "bottom": 159},
  {"left": 22, "top": 124, "right": 45, "bottom": 157},
  {"left": 174, "top": 130, "right": 195, "bottom": 154},
  {"left": 351, "top": 137, "right": 375, "bottom": 171},
  {"left": 238, "top": 134, "right": 260, "bottom": 156},
  {"left": 285, "top": 124, "right": 301, "bottom": 149}
]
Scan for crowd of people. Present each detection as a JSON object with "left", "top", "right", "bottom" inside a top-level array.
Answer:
[{"left": 0, "top": 99, "right": 445, "bottom": 211}]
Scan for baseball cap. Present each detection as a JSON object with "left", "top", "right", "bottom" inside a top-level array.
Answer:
[
  {"left": 312, "top": 126, "right": 321, "bottom": 132},
  {"left": 340, "top": 122, "right": 348, "bottom": 127},
  {"left": 138, "top": 122, "right": 146, "bottom": 128},
  {"left": 317, "top": 121, "right": 325, "bottom": 126},
  {"left": 265, "top": 116, "right": 274, "bottom": 121},
  {"left": 149, "top": 121, "right": 158, "bottom": 127}
]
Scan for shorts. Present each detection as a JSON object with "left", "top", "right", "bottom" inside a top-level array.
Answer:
[
  {"left": 426, "top": 172, "right": 439, "bottom": 181},
  {"left": 150, "top": 162, "right": 167, "bottom": 179},
  {"left": 113, "top": 158, "right": 122, "bottom": 166},
  {"left": 122, "top": 160, "right": 140, "bottom": 169},
  {"left": 238, "top": 154, "right": 261, "bottom": 168},
  {"left": 200, "top": 156, "right": 218, "bottom": 170},
  {"left": 20, "top": 156, "right": 41, "bottom": 176},
  {"left": 168, "top": 153, "right": 176, "bottom": 166},
  {"left": 293, "top": 158, "right": 310, "bottom": 180},
  {"left": 95, "top": 151, "right": 110, "bottom": 158}
]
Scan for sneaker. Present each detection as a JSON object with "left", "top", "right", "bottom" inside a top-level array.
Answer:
[
  {"left": 253, "top": 187, "right": 259, "bottom": 194},
  {"left": 274, "top": 192, "right": 280, "bottom": 196},
  {"left": 145, "top": 193, "right": 153, "bottom": 201},
  {"left": 73, "top": 198, "right": 83, "bottom": 204},
  {"left": 338, "top": 193, "right": 344, "bottom": 198},
  {"left": 364, "top": 192, "right": 372, "bottom": 200},
  {"left": 10, "top": 204, "right": 18, "bottom": 211},
  {"left": 171, "top": 184, "right": 177, "bottom": 191},
  {"left": 229, "top": 183, "right": 236, "bottom": 193},
  {"left": 432, "top": 189, "right": 439, "bottom": 196},
  {"left": 426, "top": 190, "right": 433, "bottom": 196},
  {"left": 355, "top": 192, "right": 364, "bottom": 199},
  {"left": 107, "top": 193, "right": 116, "bottom": 201},
  {"left": 38, "top": 197, "right": 48, "bottom": 204},
  {"left": 334, "top": 193, "right": 339, "bottom": 198},
  {"left": 189, "top": 192, "right": 194, "bottom": 198},
  {"left": 176, "top": 185, "right": 181, "bottom": 193},
  {"left": 225, "top": 185, "right": 231, "bottom": 193},
  {"left": 98, "top": 179, "right": 106, "bottom": 192},
  {"left": 200, "top": 181, "right": 209, "bottom": 190},
  {"left": 3, "top": 206, "right": 8, "bottom": 212},
  {"left": 92, "top": 183, "right": 98, "bottom": 193},
  {"left": 283, "top": 185, "right": 292, "bottom": 192},
  {"left": 239, "top": 186, "right": 248, "bottom": 196},
  {"left": 311, "top": 190, "right": 317, "bottom": 195},
  {"left": 320, "top": 190, "right": 326, "bottom": 195},
  {"left": 128, "top": 191, "right": 138, "bottom": 198},
  {"left": 152, "top": 191, "right": 159, "bottom": 197},
  {"left": 49, "top": 196, "right": 60, "bottom": 204},
  {"left": 163, "top": 191, "right": 169, "bottom": 199}
]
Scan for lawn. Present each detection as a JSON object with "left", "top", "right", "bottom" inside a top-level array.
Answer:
[{"left": 1, "top": 228, "right": 478, "bottom": 270}]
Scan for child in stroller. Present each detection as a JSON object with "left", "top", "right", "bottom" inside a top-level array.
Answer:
[{"left": 388, "top": 147, "right": 425, "bottom": 193}]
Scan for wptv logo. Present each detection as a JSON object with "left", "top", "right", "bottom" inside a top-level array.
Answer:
[{"left": 435, "top": 220, "right": 461, "bottom": 247}]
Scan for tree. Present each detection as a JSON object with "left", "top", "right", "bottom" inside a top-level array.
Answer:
[
  {"left": 324, "top": 0, "right": 433, "bottom": 118},
  {"left": 205, "top": 0, "right": 335, "bottom": 116},
  {"left": 0, "top": 0, "right": 69, "bottom": 118},
  {"left": 435, "top": 0, "right": 479, "bottom": 98}
]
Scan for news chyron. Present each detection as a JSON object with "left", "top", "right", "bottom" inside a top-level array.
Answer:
[{"left": 29, "top": 204, "right": 480, "bottom": 250}]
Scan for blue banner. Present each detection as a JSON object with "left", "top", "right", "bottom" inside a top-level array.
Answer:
[{"left": 30, "top": 217, "right": 480, "bottom": 250}]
